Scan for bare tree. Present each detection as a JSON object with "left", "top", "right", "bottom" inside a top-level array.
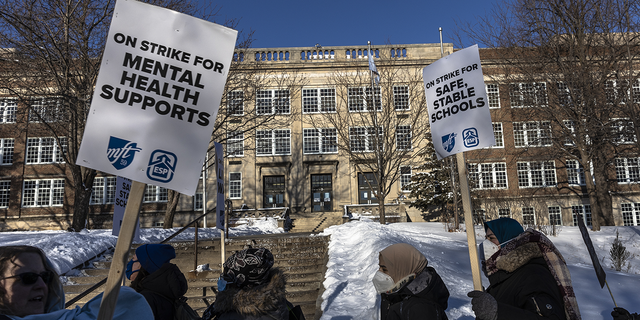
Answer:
[
  {"left": 0, "top": 0, "right": 229, "bottom": 231},
  {"left": 307, "top": 48, "right": 430, "bottom": 224},
  {"left": 162, "top": 49, "right": 306, "bottom": 227},
  {"left": 457, "top": 0, "right": 640, "bottom": 230}
]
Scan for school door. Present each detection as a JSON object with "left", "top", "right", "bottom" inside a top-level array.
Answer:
[
  {"left": 358, "top": 172, "right": 379, "bottom": 204},
  {"left": 263, "top": 175, "right": 285, "bottom": 208},
  {"left": 311, "top": 174, "right": 332, "bottom": 212}
]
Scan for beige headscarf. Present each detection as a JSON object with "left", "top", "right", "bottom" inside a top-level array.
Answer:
[{"left": 379, "top": 243, "right": 428, "bottom": 283}]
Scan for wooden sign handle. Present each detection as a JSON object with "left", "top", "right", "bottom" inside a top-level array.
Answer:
[
  {"left": 97, "top": 181, "right": 146, "bottom": 320},
  {"left": 457, "top": 153, "right": 484, "bottom": 291}
]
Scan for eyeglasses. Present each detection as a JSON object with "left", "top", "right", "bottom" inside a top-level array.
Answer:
[{"left": 0, "top": 271, "right": 54, "bottom": 285}]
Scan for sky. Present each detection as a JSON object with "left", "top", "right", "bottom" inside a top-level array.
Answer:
[
  {"left": 205, "top": 0, "right": 497, "bottom": 49},
  {"left": 2, "top": 219, "right": 639, "bottom": 319}
]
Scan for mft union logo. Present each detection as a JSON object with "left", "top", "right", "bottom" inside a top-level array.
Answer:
[
  {"left": 441, "top": 133, "right": 457, "bottom": 153},
  {"left": 107, "top": 136, "right": 142, "bottom": 170},
  {"left": 463, "top": 128, "right": 480, "bottom": 148},
  {"left": 146, "top": 150, "right": 178, "bottom": 183}
]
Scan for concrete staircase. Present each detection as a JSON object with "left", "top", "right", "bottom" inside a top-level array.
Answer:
[
  {"left": 290, "top": 213, "right": 343, "bottom": 233},
  {"left": 63, "top": 233, "right": 329, "bottom": 320}
]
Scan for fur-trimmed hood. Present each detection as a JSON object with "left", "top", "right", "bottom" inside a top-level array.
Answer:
[
  {"left": 212, "top": 267, "right": 288, "bottom": 318},
  {"left": 494, "top": 242, "right": 543, "bottom": 273}
]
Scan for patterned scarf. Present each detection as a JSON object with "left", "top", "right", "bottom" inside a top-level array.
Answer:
[{"left": 484, "top": 229, "right": 581, "bottom": 320}]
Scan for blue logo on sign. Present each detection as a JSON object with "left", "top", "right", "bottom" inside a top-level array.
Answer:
[
  {"left": 463, "top": 128, "right": 480, "bottom": 148},
  {"left": 146, "top": 150, "right": 177, "bottom": 183},
  {"left": 107, "top": 136, "right": 142, "bottom": 170},
  {"left": 442, "top": 133, "right": 456, "bottom": 152}
]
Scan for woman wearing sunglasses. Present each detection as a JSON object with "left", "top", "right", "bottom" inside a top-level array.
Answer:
[{"left": 0, "top": 246, "right": 153, "bottom": 320}]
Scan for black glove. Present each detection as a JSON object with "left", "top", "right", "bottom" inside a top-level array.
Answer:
[
  {"left": 612, "top": 307, "right": 639, "bottom": 320},
  {"left": 468, "top": 290, "right": 498, "bottom": 320}
]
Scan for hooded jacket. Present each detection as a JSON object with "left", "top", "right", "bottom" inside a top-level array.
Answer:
[
  {"left": 380, "top": 267, "right": 449, "bottom": 320},
  {"left": 486, "top": 241, "right": 568, "bottom": 320},
  {"left": 208, "top": 268, "right": 290, "bottom": 320},
  {"left": 3, "top": 256, "right": 153, "bottom": 320},
  {"left": 132, "top": 263, "right": 188, "bottom": 320}
]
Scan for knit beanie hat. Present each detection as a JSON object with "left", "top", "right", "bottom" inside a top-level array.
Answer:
[
  {"left": 484, "top": 217, "right": 525, "bottom": 245},
  {"left": 222, "top": 247, "right": 274, "bottom": 288},
  {"left": 135, "top": 244, "right": 176, "bottom": 274}
]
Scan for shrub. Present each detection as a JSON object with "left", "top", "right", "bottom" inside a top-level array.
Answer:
[{"left": 610, "top": 229, "right": 631, "bottom": 272}]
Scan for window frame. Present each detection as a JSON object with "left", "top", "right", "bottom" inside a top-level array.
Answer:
[
  {"left": 256, "top": 89, "right": 290, "bottom": 115},
  {"left": 22, "top": 179, "right": 65, "bottom": 207},
  {"left": 349, "top": 126, "right": 383, "bottom": 152},
  {"left": 0, "top": 98, "right": 17, "bottom": 123},
  {"left": 0, "top": 138, "right": 14, "bottom": 165},
  {"left": 396, "top": 125, "right": 412, "bottom": 151},
  {"left": 348, "top": 86, "right": 382, "bottom": 112},
  {"left": 256, "top": 129, "right": 291, "bottom": 156},
  {"left": 393, "top": 85, "right": 410, "bottom": 111},
  {"left": 615, "top": 157, "right": 640, "bottom": 183},
  {"left": 229, "top": 172, "right": 242, "bottom": 199},
  {"left": 513, "top": 121, "right": 552, "bottom": 148},
  {"left": 227, "top": 90, "right": 244, "bottom": 116},
  {"left": 509, "top": 82, "right": 548, "bottom": 108},
  {"left": 302, "top": 88, "right": 336, "bottom": 113},
  {"left": 486, "top": 83, "right": 501, "bottom": 109},
  {"left": 25, "top": 137, "right": 67, "bottom": 164},
  {"left": 517, "top": 160, "right": 557, "bottom": 188},
  {"left": 227, "top": 131, "right": 244, "bottom": 157},
  {"left": 303, "top": 128, "right": 338, "bottom": 154},
  {"left": 468, "top": 162, "right": 508, "bottom": 190},
  {"left": 143, "top": 185, "right": 168, "bottom": 203}
]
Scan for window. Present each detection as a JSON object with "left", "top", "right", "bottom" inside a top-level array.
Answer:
[
  {"left": 393, "top": 85, "right": 410, "bottom": 110},
  {"left": 633, "top": 79, "right": 640, "bottom": 103},
  {"left": 499, "top": 208, "right": 511, "bottom": 218},
  {"left": 0, "top": 180, "right": 10, "bottom": 208},
  {"left": 227, "top": 131, "right": 244, "bottom": 157},
  {"left": 468, "top": 163, "right": 508, "bottom": 189},
  {"left": 303, "top": 128, "right": 337, "bottom": 154},
  {"left": 349, "top": 126, "right": 383, "bottom": 152},
  {"left": 572, "top": 204, "right": 592, "bottom": 227},
  {"left": 29, "top": 97, "right": 65, "bottom": 122},
  {"left": 486, "top": 84, "right": 500, "bottom": 109},
  {"left": 193, "top": 192, "right": 203, "bottom": 210},
  {"left": 144, "top": 185, "right": 168, "bottom": 202},
  {"left": 509, "top": 82, "right": 548, "bottom": 107},
  {"left": 348, "top": 87, "right": 381, "bottom": 112},
  {"left": 302, "top": 88, "right": 336, "bottom": 113},
  {"left": 229, "top": 172, "right": 242, "bottom": 199},
  {"left": 522, "top": 207, "right": 536, "bottom": 225},
  {"left": 615, "top": 157, "right": 640, "bottom": 183},
  {"left": 492, "top": 123, "right": 504, "bottom": 148},
  {"left": 517, "top": 161, "right": 557, "bottom": 188},
  {"left": 228, "top": 91, "right": 244, "bottom": 115},
  {"left": 90, "top": 176, "right": 117, "bottom": 205},
  {"left": 605, "top": 80, "right": 630, "bottom": 104},
  {"left": 548, "top": 206, "right": 562, "bottom": 225},
  {"left": 22, "top": 179, "right": 64, "bottom": 207},
  {"left": 26, "top": 137, "right": 67, "bottom": 164},
  {"left": 610, "top": 118, "right": 636, "bottom": 145},
  {"left": 256, "top": 129, "right": 291, "bottom": 156},
  {"left": 256, "top": 89, "right": 290, "bottom": 115},
  {"left": 0, "top": 99, "right": 17, "bottom": 123},
  {"left": 513, "top": 121, "right": 552, "bottom": 147},
  {"left": 566, "top": 159, "right": 586, "bottom": 186},
  {"left": 621, "top": 203, "right": 640, "bottom": 226},
  {"left": 0, "top": 138, "right": 14, "bottom": 165},
  {"left": 396, "top": 125, "right": 412, "bottom": 150},
  {"left": 400, "top": 166, "right": 412, "bottom": 191}
]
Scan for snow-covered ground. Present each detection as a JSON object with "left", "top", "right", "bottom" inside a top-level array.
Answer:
[{"left": 1, "top": 218, "right": 638, "bottom": 320}]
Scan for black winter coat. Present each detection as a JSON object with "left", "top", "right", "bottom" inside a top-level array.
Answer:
[
  {"left": 380, "top": 267, "right": 449, "bottom": 320},
  {"left": 207, "top": 268, "right": 290, "bottom": 320},
  {"left": 487, "top": 250, "right": 566, "bottom": 320},
  {"left": 134, "top": 263, "right": 189, "bottom": 320}
]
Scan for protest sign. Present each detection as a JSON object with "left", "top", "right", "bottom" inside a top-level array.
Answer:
[
  {"left": 111, "top": 176, "right": 140, "bottom": 241},
  {"left": 76, "top": 0, "right": 238, "bottom": 195},
  {"left": 423, "top": 45, "right": 495, "bottom": 160}
]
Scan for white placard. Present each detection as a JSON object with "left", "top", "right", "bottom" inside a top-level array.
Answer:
[
  {"left": 423, "top": 45, "right": 495, "bottom": 160},
  {"left": 112, "top": 176, "right": 140, "bottom": 240},
  {"left": 76, "top": 0, "right": 238, "bottom": 195},
  {"left": 214, "top": 142, "right": 225, "bottom": 230}
]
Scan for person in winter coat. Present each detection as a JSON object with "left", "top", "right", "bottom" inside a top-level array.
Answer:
[
  {"left": 373, "top": 243, "right": 450, "bottom": 320},
  {"left": 612, "top": 307, "right": 639, "bottom": 320},
  {"left": 467, "top": 218, "right": 581, "bottom": 320},
  {"left": 202, "top": 247, "right": 294, "bottom": 320},
  {"left": 0, "top": 245, "right": 153, "bottom": 320},
  {"left": 126, "top": 244, "right": 188, "bottom": 320}
]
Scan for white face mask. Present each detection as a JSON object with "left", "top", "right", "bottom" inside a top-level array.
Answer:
[
  {"left": 479, "top": 239, "right": 500, "bottom": 261},
  {"left": 372, "top": 270, "right": 395, "bottom": 293}
]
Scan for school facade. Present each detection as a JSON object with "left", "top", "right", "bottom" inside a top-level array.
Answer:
[{"left": 1, "top": 43, "right": 639, "bottom": 231}]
